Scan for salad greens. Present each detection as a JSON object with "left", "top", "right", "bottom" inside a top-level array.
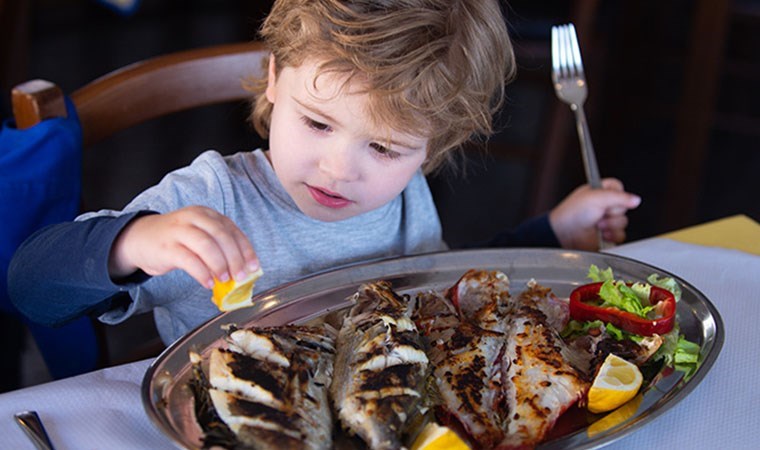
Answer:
[{"left": 566, "top": 264, "right": 701, "bottom": 378}]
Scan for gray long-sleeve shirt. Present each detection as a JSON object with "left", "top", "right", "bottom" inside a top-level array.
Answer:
[{"left": 9, "top": 149, "right": 446, "bottom": 344}]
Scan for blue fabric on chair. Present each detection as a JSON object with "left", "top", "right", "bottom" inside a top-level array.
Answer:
[{"left": 0, "top": 97, "right": 100, "bottom": 379}]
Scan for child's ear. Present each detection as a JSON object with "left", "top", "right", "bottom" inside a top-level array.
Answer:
[{"left": 265, "top": 54, "right": 278, "bottom": 104}]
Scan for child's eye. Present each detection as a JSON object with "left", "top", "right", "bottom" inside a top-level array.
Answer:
[
  {"left": 301, "top": 116, "right": 331, "bottom": 132},
  {"left": 370, "top": 142, "right": 400, "bottom": 160}
]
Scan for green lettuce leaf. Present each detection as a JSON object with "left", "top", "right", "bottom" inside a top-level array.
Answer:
[
  {"left": 673, "top": 336, "right": 701, "bottom": 378},
  {"left": 561, "top": 319, "right": 605, "bottom": 338},
  {"left": 587, "top": 264, "right": 614, "bottom": 282},
  {"left": 560, "top": 320, "right": 629, "bottom": 341},
  {"left": 651, "top": 328, "right": 679, "bottom": 365},
  {"left": 647, "top": 273, "right": 682, "bottom": 302},
  {"left": 578, "top": 265, "right": 700, "bottom": 376},
  {"left": 598, "top": 280, "right": 655, "bottom": 318}
]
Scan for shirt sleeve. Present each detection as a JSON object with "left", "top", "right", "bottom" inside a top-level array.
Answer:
[
  {"left": 466, "top": 213, "right": 561, "bottom": 249},
  {"left": 7, "top": 211, "right": 153, "bottom": 327}
]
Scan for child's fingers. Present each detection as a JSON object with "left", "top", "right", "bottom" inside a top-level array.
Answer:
[
  {"left": 175, "top": 223, "right": 232, "bottom": 282},
  {"left": 595, "top": 179, "right": 640, "bottom": 213},
  {"left": 228, "top": 225, "right": 260, "bottom": 273},
  {"left": 170, "top": 243, "right": 215, "bottom": 289},
  {"left": 597, "top": 212, "right": 629, "bottom": 244},
  {"left": 600, "top": 177, "right": 624, "bottom": 192},
  {"left": 599, "top": 214, "right": 629, "bottom": 233},
  {"left": 177, "top": 206, "right": 258, "bottom": 282},
  {"left": 124, "top": 206, "right": 257, "bottom": 288},
  {"left": 598, "top": 191, "right": 641, "bottom": 216},
  {"left": 236, "top": 229, "right": 261, "bottom": 273},
  {"left": 601, "top": 227, "right": 627, "bottom": 244},
  {"left": 189, "top": 210, "right": 257, "bottom": 281},
  {"left": 201, "top": 223, "right": 247, "bottom": 280}
]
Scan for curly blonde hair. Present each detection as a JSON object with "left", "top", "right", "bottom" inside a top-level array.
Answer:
[{"left": 246, "top": 0, "right": 514, "bottom": 173}]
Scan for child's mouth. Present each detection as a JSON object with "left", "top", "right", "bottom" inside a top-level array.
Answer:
[{"left": 307, "top": 185, "right": 352, "bottom": 209}]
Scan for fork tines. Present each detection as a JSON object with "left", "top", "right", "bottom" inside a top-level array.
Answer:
[{"left": 551, "top": 24, "right": 585, "bottom": 84}]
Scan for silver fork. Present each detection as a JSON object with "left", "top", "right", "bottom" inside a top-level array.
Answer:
[{"left": 551, "top": 23, "right": 610, "bottom": 249}]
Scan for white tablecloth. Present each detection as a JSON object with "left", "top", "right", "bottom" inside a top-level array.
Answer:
[
  {"left": 1, "top": 238, "right": 757, "bottom": 449},
  {"left": 604, "top": 239, "right": 758, "bottom": 449}
]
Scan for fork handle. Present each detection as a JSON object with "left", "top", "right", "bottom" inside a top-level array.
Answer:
[
  {"left": 571, "top": 105, "right": 612, "bottom": 250},
  {"left": 14, "top": 411, "right": 56, "bottom": 450},
  {"left": 572, "top": 106, "right": 602, "bottom": 189}
]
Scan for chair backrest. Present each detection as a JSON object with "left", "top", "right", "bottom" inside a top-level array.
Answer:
[
  {"left": 8, "top": 41, "right": 269, "bottom": 372},
  {"left": 12, "top": 40, "right": 269, "bottom": 146}
]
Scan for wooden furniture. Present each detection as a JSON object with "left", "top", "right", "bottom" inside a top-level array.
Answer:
[
  {"left": 595, "top": 0, "right": 759, "bottom": 237},
  {"left": 661, "top": 0, "right": 732, "bottom": 232},
  {"left": 10, "top": 40, "right": 269, "bottom": 366},
  {"left": 662, "top": 0, "right": 760, "bottom": 232},
  {"left": 12, "top": 41, "right": 268, "bottom": 144}
]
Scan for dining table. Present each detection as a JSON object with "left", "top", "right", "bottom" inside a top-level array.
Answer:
[{"left": 1, "top": 214, "right": 758, "bottom": 449}]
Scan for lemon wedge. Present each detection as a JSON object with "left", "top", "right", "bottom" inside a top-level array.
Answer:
[
  {"left": 211, "top": 267, "right": 263, "bottom": 312},
  {"left": 587, "top": 354, "right": 643, "bottom": 414},
  {"left": 411, "top": 422, "right": 470, "bottom": 450},
  {"left": 587, "top": 393, "right": 643, "bottom": 437}
]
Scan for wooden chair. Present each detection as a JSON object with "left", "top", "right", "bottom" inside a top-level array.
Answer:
[
  {"left": 10, "top": 40, "right": 269, "bottom": 367},
  {"left": 12, "top": 40, "right": 268, "bottom": 142}
]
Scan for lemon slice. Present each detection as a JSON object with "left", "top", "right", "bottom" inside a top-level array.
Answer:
[
  {"left": 411, "top": 422, "right": 470, "bottom": 450},
  {"left": 587, "top": 393, "right": 643, "bottom": 438},
  {"left": 587, "top": 354, "right": 643, "bottom": 414},
  {"left": 211, "top": 267, "right": 263, "bottom": 312}
]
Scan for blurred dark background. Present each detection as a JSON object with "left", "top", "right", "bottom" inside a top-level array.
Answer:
[
  {"left": 3, "top": 0, "right": 759, "bottom": 242},
  {"left": 1, "top": 0, "right": 758, "bottom": 389}
]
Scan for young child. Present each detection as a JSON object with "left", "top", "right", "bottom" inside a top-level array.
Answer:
[{"left": 8, "top": 0, "right": 640, "bottom": 346}]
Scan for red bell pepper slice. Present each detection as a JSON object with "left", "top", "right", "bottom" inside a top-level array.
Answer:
[{"left": 569, "top": 282, "right": 676, "bottom": 336}]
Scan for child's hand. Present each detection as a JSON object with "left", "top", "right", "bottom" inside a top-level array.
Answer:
[
  {"left": 548, "top": 178, "right": 641, "bottom": 251},
  {"left": 108, "top": 206, "right": 260, "bottom": 289}
]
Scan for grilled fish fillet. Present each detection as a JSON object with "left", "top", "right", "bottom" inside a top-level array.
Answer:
[
  {"left": 207, "top": 325, "right": 335, "bottom": 450},
  {"left": 415, "top": 289, "right": 506, "bottom": 448},
  {"left": 497, "top": 285, "right": 589, "bottom": 449},
  {"left": 416, "top": 270, "right": 589, "bottom": 449},
  {"left": 331, "top": 281, "right": 430, "bottom": 450}
]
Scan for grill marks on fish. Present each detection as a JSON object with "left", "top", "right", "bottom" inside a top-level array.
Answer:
[
  {"left": 195, "top": 273, "right": 593, "bottom": 449},
  {"left": 415, "top": 270, "right": 588, "bottom": 449},
  {"left": 499, "top": 290, "right": 588, "bottom": 448},
  {"left": 206, "top": 325, "right": 336, "bottom": 450},
  {"left": 209, "top": 350, "right": 285, "bottom": 408},
  {"left": 415, "top": 290, "right": 506, "bottom": 447},
  {"left": 207, "top": 389, "right": 304, "bottom": 444},
  {"left": 332, "top": 281, "right": 430, "bottom": 450}
]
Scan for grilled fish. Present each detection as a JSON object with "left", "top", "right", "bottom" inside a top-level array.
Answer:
[
  {"left": 497, "top": 283, "right": 589, "bottom": 449},
  {"left": 206, "top": 325, "right": 336, "bottom": 450},
  {"left": 331, "top": 281, "right": 430, "bottom": 450},
  {"left": 416, "top": 270, "right": 589, "bottom": 449},
  {"left": 415, "top": 289, "right": 506, "bottom": 448}
]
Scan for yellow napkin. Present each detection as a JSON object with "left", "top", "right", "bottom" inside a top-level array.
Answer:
[{"left": 660, "top": 214, "right": 760, "bottom": 256}]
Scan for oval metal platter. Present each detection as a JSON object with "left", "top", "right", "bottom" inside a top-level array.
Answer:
[{"left": 142, "top": 248, "right": 724, "bottom": 449}]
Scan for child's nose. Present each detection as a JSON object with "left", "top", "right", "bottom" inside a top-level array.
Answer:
[{"left": 319, "top": 144, "right": 360, "bottom": 182}]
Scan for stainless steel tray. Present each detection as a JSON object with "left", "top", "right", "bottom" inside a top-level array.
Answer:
[{"left": 142, "top": 248, "right": 724, "bottom": 449}]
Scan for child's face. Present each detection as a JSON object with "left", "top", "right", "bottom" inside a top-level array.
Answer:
[{"left": 264, "top": 58, "right": 429, "bottom": 222}]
